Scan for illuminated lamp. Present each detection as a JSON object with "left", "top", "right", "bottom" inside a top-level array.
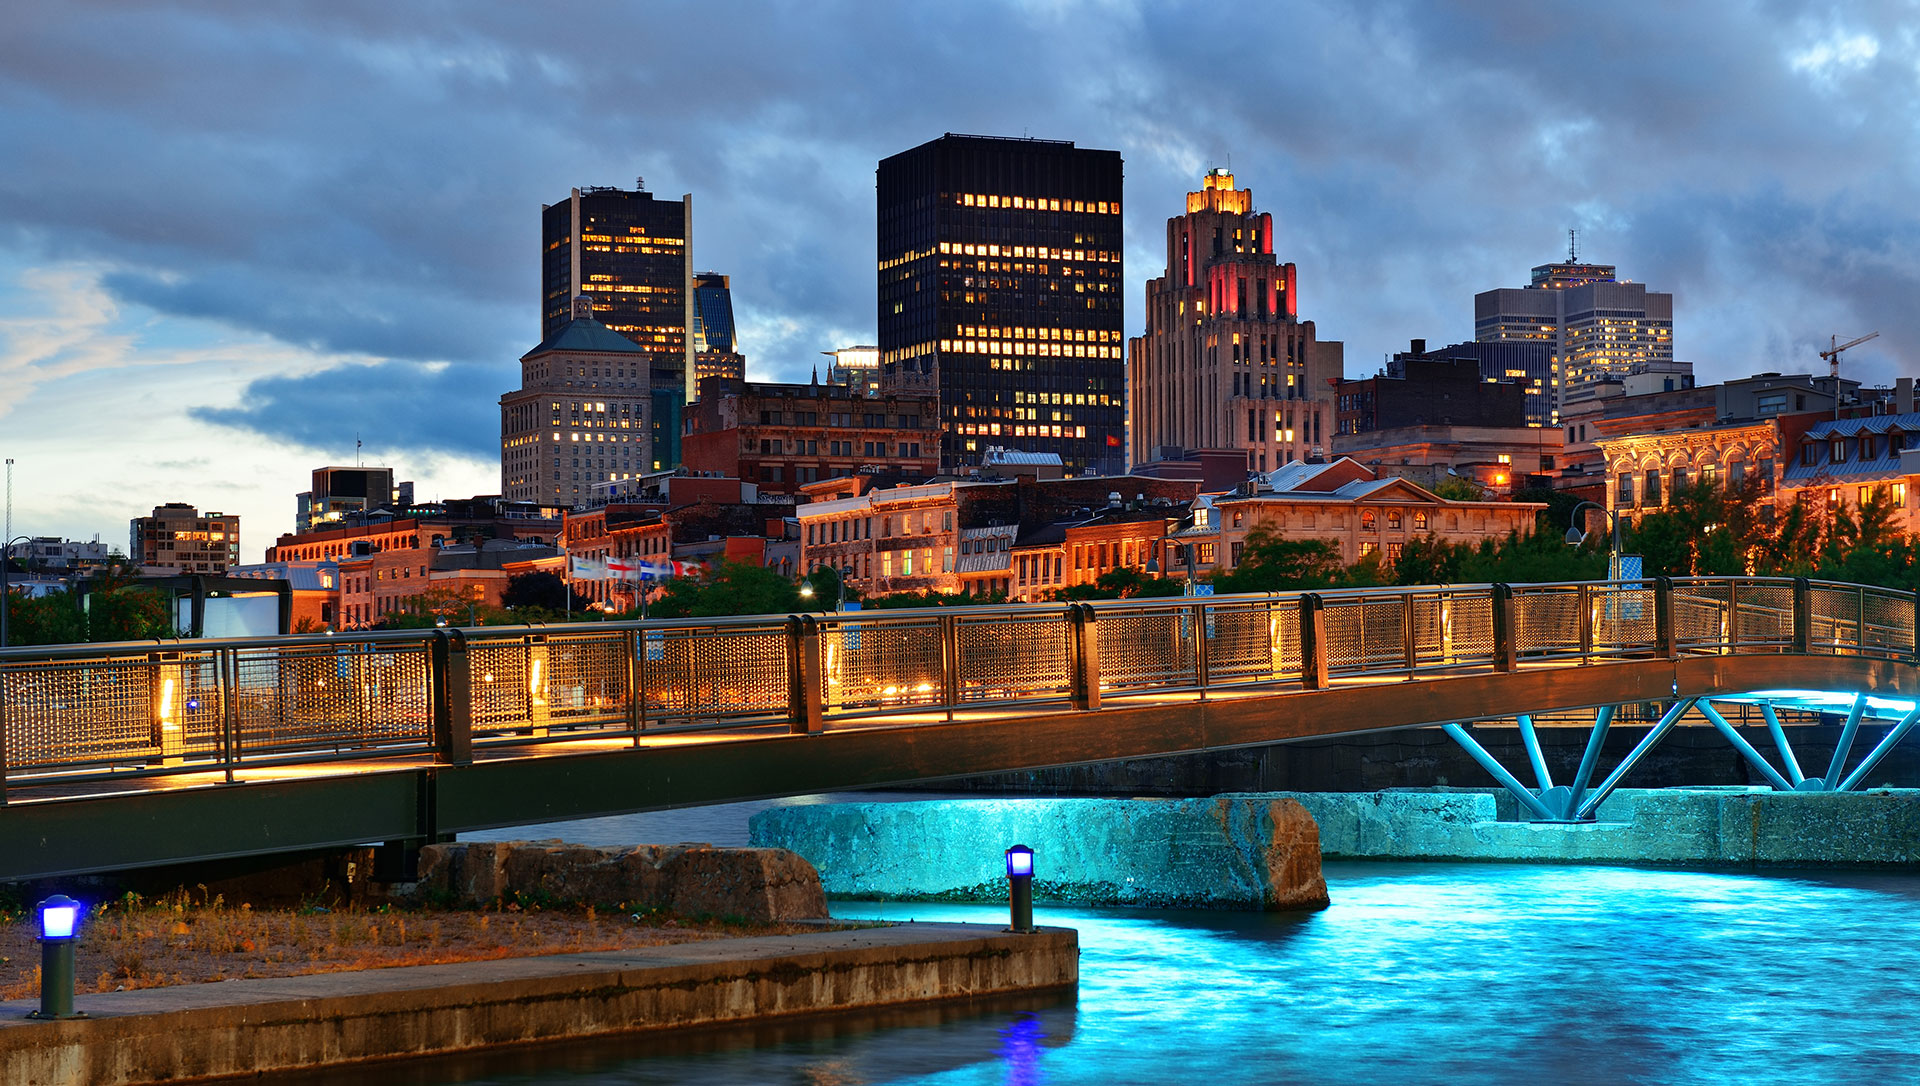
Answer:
[
  {"left": 1005, "top": 845, "right": 1035, "bottom": 934},
  {"left": 29, "top": 895, "right": 86, "bottom": 1020}
]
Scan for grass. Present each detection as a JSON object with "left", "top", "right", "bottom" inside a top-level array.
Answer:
[{"left": 0, "top": 886, "right": 811, "bottom": 999}]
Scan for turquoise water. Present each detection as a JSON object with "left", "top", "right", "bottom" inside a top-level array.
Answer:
[{"left": 292, "top": 857, "right": 1920, "bottom": 1084}]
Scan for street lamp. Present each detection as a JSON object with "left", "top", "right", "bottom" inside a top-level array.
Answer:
[
  {"left": 1565, "top": 501, "right": 1623, "bottom": 580},
  {"left": 1004, "top": 845, "right": 1035, "bottom": 933},
  {"left": 1, "top": 534, "right": 33, "bottom": 649}
]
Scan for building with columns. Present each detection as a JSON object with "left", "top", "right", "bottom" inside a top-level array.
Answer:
[
  {"left": 1128, "top": 169, "right": 1342, "bottom": 475},
  {"left": 500, "top": 299, "right": 656, "bottom": 507}
]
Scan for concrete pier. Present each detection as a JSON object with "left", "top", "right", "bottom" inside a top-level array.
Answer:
[
  {"left": 0, "top": 923, "right": 1077, "bottom": 1086},
  {"left": 751, "top": 795, "right": 1329, "bottom": 909}
]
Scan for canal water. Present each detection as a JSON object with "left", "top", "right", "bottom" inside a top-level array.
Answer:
[{"left": 287, "top": 798, "right": 1920, "bottom": 1085}]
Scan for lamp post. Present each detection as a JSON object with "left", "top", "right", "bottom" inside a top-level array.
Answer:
[
  {"left": 28, "top": 895, "right": 85, "bottom": 1020},
  {"left": 1565, "top": 501, "right": 1623, "bottom": 580},
  {"left": 1, "top": 534, "right": 33, "bottom": 649},
  {"left": 1004, "top": 845, "right": 1035, "bottom": 933}
]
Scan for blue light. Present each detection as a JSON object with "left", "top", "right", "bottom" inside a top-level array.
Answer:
[
  {"left": 1006, "top": 844, "right": 1034, "bottom": 878},
  {"left": 38, "top": 896, "right": 79, "bottom": 940},
  {"left": 185, "top": 698, "right": 201, "bottom": 711}
]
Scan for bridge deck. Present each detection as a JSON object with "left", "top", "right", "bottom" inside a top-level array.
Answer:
[{"left": 0, "top": 578, "right": 1914, "bottom": 879}]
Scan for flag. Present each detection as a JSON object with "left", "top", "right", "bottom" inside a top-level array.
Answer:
[{"left": 568, "top": 556, "right": 608, "bottom": 579}]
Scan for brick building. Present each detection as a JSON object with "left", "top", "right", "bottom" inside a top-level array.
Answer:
[{"left": 682, "top": 376, "right": 939, "bottom": 494}]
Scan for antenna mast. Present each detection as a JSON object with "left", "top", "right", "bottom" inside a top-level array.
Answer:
[{"left": 1568, "top": 229, "right": 1578, "bottom": 262}]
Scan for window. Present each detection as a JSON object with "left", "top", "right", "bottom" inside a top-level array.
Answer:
[
  {"left": 1230, "top": 541, "right": 1244, "bottom": 566},
  {"left": 1896, "top": 482, "right": 1909, "bottom": 506},
  {"left": 1701, "top": 464, "right": 1718, "bottom": 489},
  {"left": 1386, "top": 542, "right": 1404, "bottom": 563},
  {"left": 1197, "top": 543, "right": 1215, "bottom": 564},
  {"left": 1671, "top": 467, "right": 1687, "bottom": 494},
  {"left": 1758, "top": 458, "right": 1774, "bottom": 491},
  {"left": 1859, "top": 485, "right": 1873, "bottom": 506},
  {"left": 1413, "top": 511, "right": 1429, "bottom": 531},
  {"left": 1828, "top": 488, "right": 1841, "bottom": 509},
  {"left": 1387, "top": 511, "right": 1402, "bottom": 530},
  {"left": 1729, "top": 461, "right": 1746, "bottom": 487},
  {"left": 1831, "top": 438, "right": 1848, "bottom": 464},
  {"left": 1645, "top": 470, "right": 1662, "bottom": 505},
  {"left": 1359, "top": 542, "right": 1379, "bottom": 558},
  {"left": 1861, "top": 433, "right": 1879, "bottom": 459},
  {"left": 1757, "top": 393, "right": 1787, "bottom": 416},
  {"left": 1801, "top": 443, "right": 1817, "bottom": 467},
  {"left": 1361, "top": 510, "right": 1377, "bottom": 530}
]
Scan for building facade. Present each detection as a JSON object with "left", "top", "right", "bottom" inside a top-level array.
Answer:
[
  {"left": 1129, "top": 169, "right": 1343, "bottom": 474},
  {"left": 691, "top": 272, "right": 745, "bottom": 383},
  {"left": 129, "top": 504, "right": 239, "bottom": 575},
  {"left": 1777, "top": 413, "right": 1920, "bottom": 531},
  {"left": 1388, "top": 339, "right": 1556, "bottom": 427},
  {"left": 681, "top": 376, "right": 940, "bottom": 494},
  {"left": 541, "top": 183, "right": 695, "bottom": 404},
  {"left": 1474, "top": 258, "right": 1674, "bottom": 422},
  {"left": 1336, "top": 357, "right": 1528, "bottom": 435},
  {"left": 877, "top": 133, "right": 1126, "bottom": 475},
  {"left": 501, "top": 304, "right": 657, "bottom": 506}
]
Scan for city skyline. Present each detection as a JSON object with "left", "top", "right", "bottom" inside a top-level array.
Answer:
[{"left": 2, "top": 2, "right": 1915, "bottom": 559}]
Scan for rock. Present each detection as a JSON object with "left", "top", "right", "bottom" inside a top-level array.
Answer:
[
  {"left": 750, "top": 796, "right": 1329, "bottom": 911},
  {"left": 404, "top": 843, "right": 828, "bottom": 922}
]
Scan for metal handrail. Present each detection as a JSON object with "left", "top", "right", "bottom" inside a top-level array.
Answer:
[{"left": 0, "top": 577, "right": 1913, "bottom": 795}]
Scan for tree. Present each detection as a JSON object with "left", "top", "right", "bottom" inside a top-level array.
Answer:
[
  {"left": 1214, "top": 528, "right": 1346, "bottom": 593},
  {"left": 1433, "top": 475, "right": 1486, "bottom": 502},
  {"left": 1456, "top": 528, "right": 1605, "bottom": 585},
  {"left": 3, "top": 591, "right": 87, "bottom": 646},
  {"left": 1391, "top": 535, "right": 1462, "bottom": 586},
  {"left": 1049, "top": 566, "right": 1183, "bottom": 601},
  {"left": 501, "top": 571, "right": 591, "bottom": 613},
  {"left": 646, "top": 561, "right": 800, "bottom": 619},
  {"left": 85, "top": 586, "right": 176, "bottom": 642}
]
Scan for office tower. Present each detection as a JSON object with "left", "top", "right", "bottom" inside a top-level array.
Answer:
[
  {"left": 691, "top": 272, "right": 746, "bottom": 383},
  {"left": 1128, "top": 169, "right": 1343, "bottom": 473},
  {"left": 129, "top": 503, "right": 239, "bottom": 575},
  {"left": 877, "top": 133, "right": 1126, "bottom": 476},
  {"left": 541, "top": 182, "right": 695, "bottom": 404},
  {"left": 1474, "top": 252, "right": 1673, "bottom": 422},
  {"left": 295, "top": 466, "right": 409, "bottom": 533},
  {"left": 501, "top": 297, "right": 654, "bottom": 507}
]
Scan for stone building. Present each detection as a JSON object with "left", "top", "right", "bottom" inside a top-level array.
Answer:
[
  {"left": 1129, "top": 169, "right": 1342, "bottom": 474},
  {"left": 1169, "top": 458, "right": 1542, "bottom": 577},
  {"left": 501, "top": 301, "right": 658, "bottom": 506}
]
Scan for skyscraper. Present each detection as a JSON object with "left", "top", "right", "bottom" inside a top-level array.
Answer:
[
  {"left": 541, "top": 183, "right": 695, "bottom": 404},
  {"left": 1128, "top": 169, "right": 1343, "bottom": 473},
  {"left": 877, "top": 133, "right": 1126, "bottom": 476},
  {"left": 1474, "top": 255, "right": 1674, "bottom": 422},
  {"left": 691, "top": 272, "right": 745, "bottom": 382}
]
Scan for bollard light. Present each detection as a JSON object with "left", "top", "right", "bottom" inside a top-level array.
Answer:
[
  {"left": 1005, "top": 845, "right": 1035, "bottom": 934},
  {"left": 29, "top": 894, "right": 86, "bottom": 1020}
]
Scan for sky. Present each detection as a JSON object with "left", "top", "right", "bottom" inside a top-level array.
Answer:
[{"left": 2, "top": 0, "right": 1916, "bottom": 562}]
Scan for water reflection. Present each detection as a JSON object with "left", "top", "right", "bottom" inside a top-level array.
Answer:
[{"left": 298, "top": 795, "right": 1920, "bottom": 1084}]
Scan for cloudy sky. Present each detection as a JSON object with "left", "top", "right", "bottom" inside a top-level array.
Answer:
[{"left": 2, "top": 1, "right": 1914, "bottom": 560}]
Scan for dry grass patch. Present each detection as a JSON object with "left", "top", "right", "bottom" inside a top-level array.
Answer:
[{"left": 0, "top": 887, "right": 813, "bottom": 998}]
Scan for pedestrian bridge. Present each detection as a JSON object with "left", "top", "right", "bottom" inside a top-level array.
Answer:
[{"left": 0, "top": 577, "right": 1915, "bottom": 880}]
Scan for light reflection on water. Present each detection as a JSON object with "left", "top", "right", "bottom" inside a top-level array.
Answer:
[{"left": 304, "top": 801, "right": 1920, "bottom": 1084}]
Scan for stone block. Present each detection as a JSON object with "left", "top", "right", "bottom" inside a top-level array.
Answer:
[
  {"left": 406, "top": 842, "right": 828, "bottom": 922},
  {"left": 750, "top": 796, "right": 1328, "bottom": 911}
]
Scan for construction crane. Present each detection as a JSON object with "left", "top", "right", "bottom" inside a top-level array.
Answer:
[{"left": 1821, "top": 331, "right": 1879, "bottom": 419}]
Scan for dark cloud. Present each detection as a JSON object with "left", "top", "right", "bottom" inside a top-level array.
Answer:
[
  {"left": 4, "top": 0, "right": 1918, "bottom": 461},
  {"left": 193, "top": 360, "right": 513, "bottom": 459}
]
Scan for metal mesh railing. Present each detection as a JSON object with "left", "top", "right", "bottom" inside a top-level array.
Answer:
[{"left": 0, "top": 577, "right": 1913, "bottom": 788}]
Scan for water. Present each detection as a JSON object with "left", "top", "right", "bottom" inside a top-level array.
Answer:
[{"left": 289, "top": 801, "right": 1920, "bottom": 1084}]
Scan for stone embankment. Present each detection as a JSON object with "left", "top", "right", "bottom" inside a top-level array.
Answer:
[
  {"left": 751, "top": 795, "right": 1330, "bottom": 910},
  {"left": 0, "top": 923, "right": 1078, "bottom": 1086}
]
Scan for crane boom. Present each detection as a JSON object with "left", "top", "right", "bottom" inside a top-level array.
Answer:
[{"left": 1822, "top": 331, "right": 1881, "bottom": 420}]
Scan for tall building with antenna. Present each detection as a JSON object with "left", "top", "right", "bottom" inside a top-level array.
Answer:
[{"left": 1472, "top": 234, "right": 1676, "bottom": 422}]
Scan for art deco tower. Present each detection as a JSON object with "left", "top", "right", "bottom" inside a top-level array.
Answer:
[{"left": 1128, "top": 169, "right": 1342, "bottom": 472}]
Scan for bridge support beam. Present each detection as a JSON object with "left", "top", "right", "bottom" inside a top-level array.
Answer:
[
  {"left": 1693, "top": 701, "right": 1795, "bottom": 792},
  {"left": 1575, "top": 698, "right": 1698, "bottom": 821},
  {"left": 1837, "top": 705, "right": 1920, "bottom": 792},
  {"left": 1760, "top": 704, "right": 1804, "bottom": 786},
  {"left": 1441, "top": 723, "right": 1561, "bottom": 821},
  {"left": 1564, "top": 704, "right": 1614, "bottom": 818},
  {"left": 1824, "top": 694, "right": 1868, "bottom": 788}
]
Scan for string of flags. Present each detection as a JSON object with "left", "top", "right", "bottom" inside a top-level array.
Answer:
[{"left": 567, "top": 557, "right": 701, "bottom": 581}]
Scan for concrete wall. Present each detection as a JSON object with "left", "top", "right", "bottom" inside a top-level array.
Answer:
[{"left": 751, "top": 795, "right": 1328, "bottom": 910}]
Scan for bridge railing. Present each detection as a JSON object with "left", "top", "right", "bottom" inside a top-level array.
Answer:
[{"left": 0, "top": 577, "right": 1914, "bottom": 793}]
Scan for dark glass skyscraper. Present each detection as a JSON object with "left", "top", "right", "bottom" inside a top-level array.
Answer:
[
  {"left": 692, "top": 272, "right": 737, "bottom": 354},
  {"left": 877, "top": 134, "right": 1125, "bottom": 476},
  {"left": 541, "top": 184, "right": 694, "bottom": 404}
]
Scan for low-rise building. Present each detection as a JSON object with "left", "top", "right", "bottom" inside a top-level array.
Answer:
[
  {"left": 129, "top": 504, "right": 239, "bottom": 575},
  {"left": 1168, "top": 458, "right": 1543, "bottom": 578},
  {"left": 1778, "top": 412, "right": 1920, "bottom": 529},
  {"left": 1332, "top": 425, "right": 1563, "bottom": 496},
  {"left": 682, "top": 376, "right": 940, "bottom": 494}
]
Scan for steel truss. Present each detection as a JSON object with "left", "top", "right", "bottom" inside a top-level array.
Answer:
[{"left": 1444, "top": 695, "right": 1920, "bottom": 821}]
